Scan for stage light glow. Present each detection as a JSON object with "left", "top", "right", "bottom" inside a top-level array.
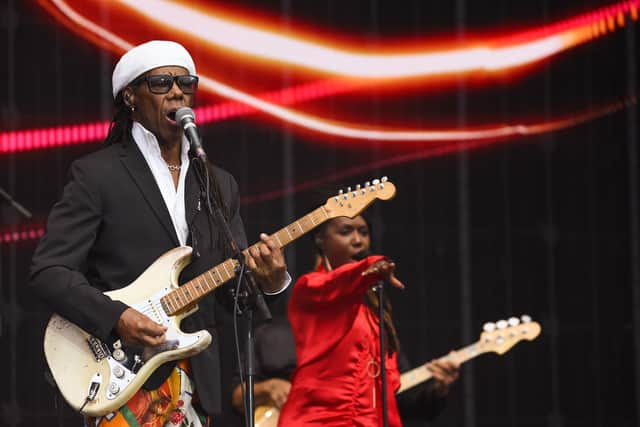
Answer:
[
  {"left": 1, "top": 97, "right": 630, "bottom": 159},
  {"left": 0, "top": 225, "right": 45, "bottom": 244},
  {"left": 6, "top": 0, "right": 633, "bottom": 152}
]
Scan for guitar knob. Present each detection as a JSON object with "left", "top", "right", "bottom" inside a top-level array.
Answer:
[
  {"left": 108, "top": 382, "right": 120, "bottom": 395},
  {"left": 112, "top": 349, "right": 126, "bottom": 362},
  {"left": 483, "top": 322, "right": 496, "bottom": 332},
  {"left": 508, "top": 317, "right": 520, "bottom": 326},
  {"left": 521, "top": 314, "right": 532, "bottom": 323},
  {"left": 496, "top": 319, "right": 508, "bottom": 329},
  {"left": 113, "top": 365, "right": 125, "bottom": 379}
]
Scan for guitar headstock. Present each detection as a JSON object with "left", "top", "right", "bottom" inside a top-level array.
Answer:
[
  {"left": 479, "top": 315, "right": 541, "bottom": 355},
  {"left": 323, "top": 177, "right": 396, "bottom": 219}
]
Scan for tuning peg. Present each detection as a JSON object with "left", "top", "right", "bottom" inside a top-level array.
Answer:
[
  {"left": 496, "top": 319, "right": 508, "bottom": 329},
  {"left": 372, "top": 178, "right": 380, "bottom": 185},
  {"left": 339, "top": 189, "right": 344, "bottom": 195},
  {"left": 508, "top": 317, "right": 520, "bottom": 326},
  {"left": 356, "top": 184, "right": 361, "bottom": 190},
  {"left": 381, "top": 176, "right": 388, "bottom": 182},
  {"left": 365, "top": 181, "right": 370, "bottom": 187},
  {"left": 347, "top": 187, "right": 351, "bottom": 192},
  {"left": 520, "top": 314, "right": 532, "bottom": 323},
  {"left": 483, "top": 322, "right": 496, "bottom": 332}
]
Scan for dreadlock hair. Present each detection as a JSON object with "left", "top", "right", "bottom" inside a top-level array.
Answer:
[
  {"left": 105, "top": 92, "right": 133, "bottom": 146},
  {"left": 312, "top": 214, "right": 400, "bottom": 354}
]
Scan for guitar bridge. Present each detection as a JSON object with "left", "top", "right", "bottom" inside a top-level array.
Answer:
[{"left": 87, "top": 336, "right": 110, "bottom": 361}]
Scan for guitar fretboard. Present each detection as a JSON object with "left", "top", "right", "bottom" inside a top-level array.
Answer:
[
  {"left": 397, "top": 342, "right": 486, "bottom": 394},
  {"left": 160, "top": 206, "right": 329, "bottom": 315}
]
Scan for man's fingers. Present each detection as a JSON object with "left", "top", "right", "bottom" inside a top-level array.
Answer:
[
  {"left": 141, "top": 332, "right": 166, "bottom": 347},
  {"left": 260, "top": 233, "right": 279, "bottom": 250}
]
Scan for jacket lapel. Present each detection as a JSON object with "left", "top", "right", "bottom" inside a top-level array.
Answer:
[
  {"left": 184, "top": 163, "right": 201, "bottom": 228},
  {"left": 118, "top": 137, "right": 180, "bottom": 246}
]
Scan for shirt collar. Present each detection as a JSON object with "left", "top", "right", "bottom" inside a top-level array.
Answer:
[{"left": 131, "top": 121, "right": 190, "bottom": 160}]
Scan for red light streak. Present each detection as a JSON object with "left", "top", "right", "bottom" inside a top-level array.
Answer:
[
  {"left": 18, "top": 0, "right": 634, "bottom": 146},
  {"left": 0, "top": 224, "right": 45, "bottom": 244}
]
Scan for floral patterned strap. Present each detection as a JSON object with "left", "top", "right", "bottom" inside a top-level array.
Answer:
[{"left": 85, "top": 360, "right": 210, "bottom": 427}]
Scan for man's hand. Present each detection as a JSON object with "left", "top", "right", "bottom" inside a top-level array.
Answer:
[
  {"left": 426, "top": 352, "right": 460, "bottom": 397},
  {"left": 246, "top": 233, "right": 287, "bottom": 293},
  {"left": 116, "top": 307, "right": 167, "bottom": 347}
]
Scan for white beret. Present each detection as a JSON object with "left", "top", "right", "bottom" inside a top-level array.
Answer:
[{"left": 111, "top": 40, "right": 196, "bottom": 98}]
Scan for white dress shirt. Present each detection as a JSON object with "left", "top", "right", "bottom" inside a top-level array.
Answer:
[
  {"left": 132, "top": 122, "right": 289, "bottom": 294},
  {"left": 132, "top": 121, "right": 190, "bottom": 245}
]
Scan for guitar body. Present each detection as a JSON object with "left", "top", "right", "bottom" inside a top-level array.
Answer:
[
  {"left": 43, "top": 246, "right": 212, "bottom": 417},
  {"left": 255, "top": 405, "right": 280, "bottom": 427}
]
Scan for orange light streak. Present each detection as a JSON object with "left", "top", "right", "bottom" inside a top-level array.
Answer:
[
  {"left": 35, "top": 0, "right": 639, "bottom": 144},
  {"left": 115, "top": 0, "right": 572, "bottom": 78}
]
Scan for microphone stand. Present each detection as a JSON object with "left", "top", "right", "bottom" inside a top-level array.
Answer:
[
  {"left": 376, "top": 280, "right": 389, "bottom": 427},
  {"left": 0, "top": 186, "right": 32, "bottom": 219},
  {"left": 190, "top": 155, "right": 271, "bottom": 427}
]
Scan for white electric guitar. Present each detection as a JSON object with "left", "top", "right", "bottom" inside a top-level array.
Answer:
[
  {"left": 43, "top": 178, "right": 396, "bottom": 417},
  {"left": 254, "top": 316, "right": 541, "bottom": 427}
]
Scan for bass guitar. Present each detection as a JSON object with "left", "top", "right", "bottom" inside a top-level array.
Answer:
[{"left": 254, "top": 316, "right": 541, "bottom": 427}]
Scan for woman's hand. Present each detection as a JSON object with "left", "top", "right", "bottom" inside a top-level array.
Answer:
[
  {"left": 116, "top": 307, "right": 167, "bottom": 347},
  {"left": 262, "top": 378, "right": 291, "bottom": 408},
  {"left": 246, "top": 233, "right": 287, "bottom": 293},
  {"left": 232, "top": 378, "right": 292, "bottom": 412},
  {"left": 362, "top": 259, "right": 405, "bottom": 289},
  {"left": 426, "top": 352, "right": 460, "bottom": 397}
]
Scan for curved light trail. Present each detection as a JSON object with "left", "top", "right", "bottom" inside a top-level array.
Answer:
[
  {"left": 114, "top": 0, "right": 570, "bottom": 78},
  {"left": 2, "top": 0, "right": 636, "bottom": 153}
]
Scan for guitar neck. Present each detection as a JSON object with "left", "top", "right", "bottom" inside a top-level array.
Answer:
[
  {"left": 161, "top": 206, "right": 331, "bottom": 315},
  {"left": 397, "top": 341, "right": 486, "bottom": 394}
]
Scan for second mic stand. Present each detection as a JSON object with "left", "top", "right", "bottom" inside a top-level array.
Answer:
[
  {"left": 191, "top": 157, "right": 271, "bottom": 427},
  {"left": 375, "top": 280, "right": 389, "bottom": 427}
]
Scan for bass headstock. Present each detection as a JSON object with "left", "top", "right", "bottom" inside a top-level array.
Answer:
[{"left": 478, "top": 315, "right": 541, "bottom": 355}]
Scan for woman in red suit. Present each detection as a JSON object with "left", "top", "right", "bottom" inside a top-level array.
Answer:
[{"left": 278, "top": 215, "right": 458, "bottom": 426}]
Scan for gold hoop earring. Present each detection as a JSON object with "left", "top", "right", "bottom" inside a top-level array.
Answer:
[{"left": 322, "top": 255, "right": 333, "bottom": 272}]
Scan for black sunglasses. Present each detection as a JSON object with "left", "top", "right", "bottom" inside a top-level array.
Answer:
[{"left": 132, "top": 74, "right": 199, "bottom": 95}]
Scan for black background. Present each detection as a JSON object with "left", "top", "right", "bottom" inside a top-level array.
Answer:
[{"left": 1, "top": 1, "right": 638, "bottom": 426}]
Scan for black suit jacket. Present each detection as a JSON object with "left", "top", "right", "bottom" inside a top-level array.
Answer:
[{"left": 29, "top": 134, "right": 248, "bottom": 417}]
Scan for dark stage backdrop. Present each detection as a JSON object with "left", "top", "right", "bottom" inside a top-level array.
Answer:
[{"left": 1, "top": 0, "right": 639, "bottom": 426}]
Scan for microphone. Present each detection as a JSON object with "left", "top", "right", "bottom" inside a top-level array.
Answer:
[{"left": 175, "top": 107, "right": 207, "bottom": 161}]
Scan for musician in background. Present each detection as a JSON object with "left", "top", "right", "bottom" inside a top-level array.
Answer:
[
  {"left": 29, "top": 40, "right": 289, "bottom": 426},
  {"left": 233, "top": 214, "right": 459, "bottom": 426}
]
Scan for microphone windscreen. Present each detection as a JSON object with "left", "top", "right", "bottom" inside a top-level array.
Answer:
[{"left": 175, "top": 106, "right": 196, "bottom": 124}]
